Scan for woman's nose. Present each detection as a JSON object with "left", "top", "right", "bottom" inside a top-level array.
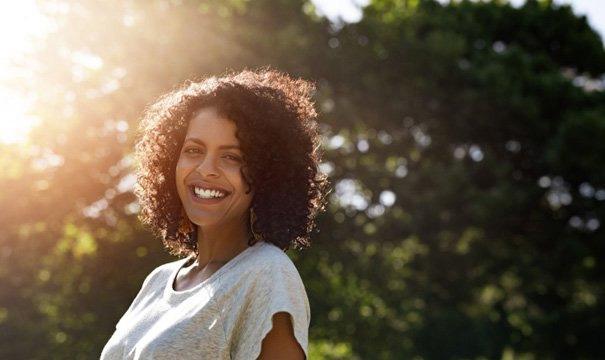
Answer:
[{"left": 194, "top": 156, "right": 219, "bottom": 177}]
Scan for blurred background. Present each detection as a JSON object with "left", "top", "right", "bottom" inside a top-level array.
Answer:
[{"left": 1, "top": 0, "right": 604, "bottom": 359}]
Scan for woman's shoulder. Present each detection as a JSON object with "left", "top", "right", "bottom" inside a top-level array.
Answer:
[
  {"left": 239, "top": 241, "right": 308, "bottom": 299},
  {"left": 142, "top": 256, "right": 190, "bottom": 287},
  {"left": 225, "top": 241, "right": 311, "bottom": 360},
  {"left": 248, "top": 241, "right": 302, "bottom": 275},
  {"left": 156, "top": 255, "right": 190, "bottom": 274}
]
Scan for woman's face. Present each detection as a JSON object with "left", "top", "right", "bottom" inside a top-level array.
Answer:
[{"left": 175, "top": 106, "right": 254, "bottom": 229}]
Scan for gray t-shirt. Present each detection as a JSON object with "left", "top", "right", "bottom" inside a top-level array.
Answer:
[{"left": 100, "top": 240, "right": 310, "bottom": 359}]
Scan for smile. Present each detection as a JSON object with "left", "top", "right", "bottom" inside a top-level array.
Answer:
[
  {"left": 192, "top": 186, "right": 228, "bottom": 198},
  {"left": 189, "top": 186, "right": 230, "bottom": 204}
]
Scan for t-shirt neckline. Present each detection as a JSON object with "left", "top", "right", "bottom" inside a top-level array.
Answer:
[{"left": 164, "top": 240, "right": 265, "bottom": 300}]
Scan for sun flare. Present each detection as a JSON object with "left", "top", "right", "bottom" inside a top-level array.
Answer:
[{"left": 0, "top": 0, "right": 50, "bottom": 144}]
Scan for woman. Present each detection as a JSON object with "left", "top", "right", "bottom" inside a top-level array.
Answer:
[{"left": 100, "top": 68, "right": 330, "bottom": 359}]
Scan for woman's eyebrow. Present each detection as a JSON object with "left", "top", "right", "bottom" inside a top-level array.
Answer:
[{"left": 184, "top": 137, "right": 240, "bottom": 150}]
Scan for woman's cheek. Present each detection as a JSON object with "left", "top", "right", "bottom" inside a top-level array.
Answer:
[{"left": 218, "top": 160, "right": 239, "bottom": 170}]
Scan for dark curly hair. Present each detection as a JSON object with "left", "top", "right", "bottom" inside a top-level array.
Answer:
[{"left": 133, "top": 67, "right": 331, "bottom": 258}]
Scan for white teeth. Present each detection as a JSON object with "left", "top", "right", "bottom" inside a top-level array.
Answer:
[{"left": 193, "top": 186, "right": 227, "bottom": 199}]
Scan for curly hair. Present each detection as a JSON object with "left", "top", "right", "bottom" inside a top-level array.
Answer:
[{"left": 133, "top": 67, "right": 331, "bottom": 258}]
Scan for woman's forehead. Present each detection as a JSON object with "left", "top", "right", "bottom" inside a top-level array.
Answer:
[
  {"left": 185, "top": 108, "right": 239, "bottom": 146},
  {"left": 189, "top": 106, "right": 232, "bottom": 125}
]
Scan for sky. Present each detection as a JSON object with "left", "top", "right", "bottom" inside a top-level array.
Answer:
[{"left": 311, "top": 0, "right": 605, "bottom": 41}]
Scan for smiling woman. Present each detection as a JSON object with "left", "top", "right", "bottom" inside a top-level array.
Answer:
[
  {"left": 174, "top": 107, "right": 255, "bottom": 254},
  {"left": 100, "top": 67, "right": 331, "bottom": 360}
]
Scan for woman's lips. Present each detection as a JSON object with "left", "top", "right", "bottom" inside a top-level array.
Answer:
[{"left": 188, "top": 186, "right": 230, "bottom": 205}]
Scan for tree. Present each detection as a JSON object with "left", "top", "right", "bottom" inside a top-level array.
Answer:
[{"left": 1, "top": 0, "right": 604, "bottom": 358}]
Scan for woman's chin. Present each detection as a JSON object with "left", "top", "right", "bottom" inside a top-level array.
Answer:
[{"left": 188, "top": 216, "right": 229, "bottom": 230}]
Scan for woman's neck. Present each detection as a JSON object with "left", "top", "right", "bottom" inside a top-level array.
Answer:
[{"left": 193, "top": 223, "right": 252, "bottom": 268}]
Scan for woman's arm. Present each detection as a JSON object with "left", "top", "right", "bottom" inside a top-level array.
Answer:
[{"left": 257, "top": 312, "right": 306, "bottom": 360}]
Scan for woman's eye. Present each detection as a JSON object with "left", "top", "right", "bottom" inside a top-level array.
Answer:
[
  {"left": 225, "top": 154, "right": 241, "bottom": 162},
  {"left": 184, "top": 148, "right": 239, "bottom": 162}
]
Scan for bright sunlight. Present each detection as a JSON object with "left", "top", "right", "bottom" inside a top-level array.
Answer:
[{"left": 0, "top": 1, "right": 51, "bottom": 144}]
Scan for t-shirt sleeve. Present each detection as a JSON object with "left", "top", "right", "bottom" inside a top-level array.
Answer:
[{"left": 230, "top": 260, "right": 311, "bottom": 360}]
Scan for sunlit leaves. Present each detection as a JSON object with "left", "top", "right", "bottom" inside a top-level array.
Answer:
[
  {"left": 1, "top": 0, "right": 605, "bottom": 359},
  {"left": 56, "top": 222, "right": 98, "bottom": 258}
]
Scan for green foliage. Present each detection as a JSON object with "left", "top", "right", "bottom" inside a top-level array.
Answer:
[{"left": 1, "top": 0, "right": 604, "bottom": 359}]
